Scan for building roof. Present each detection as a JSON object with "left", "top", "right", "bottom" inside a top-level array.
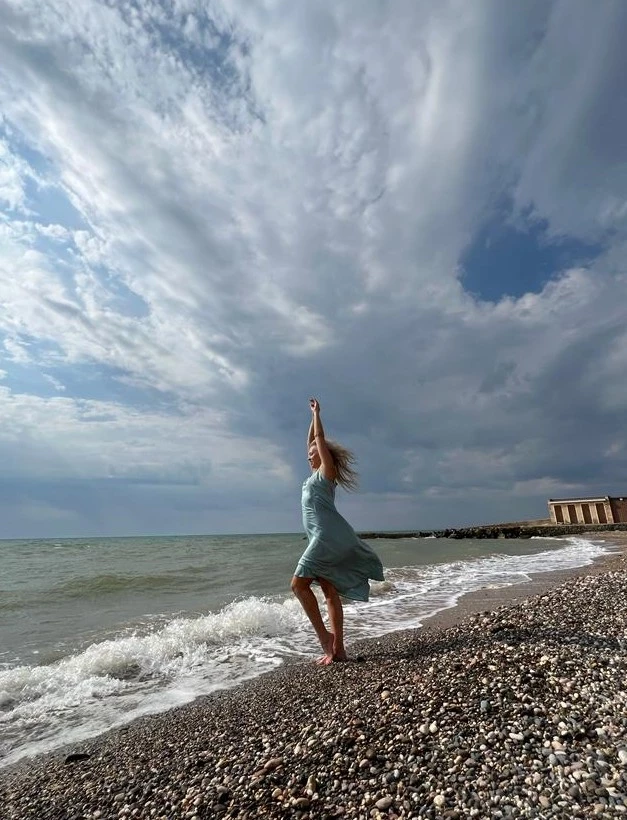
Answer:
[{"left": 548, "top": 497, "right": 609, "bottom": 504}]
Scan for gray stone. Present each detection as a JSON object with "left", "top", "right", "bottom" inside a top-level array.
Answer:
[{"left": 375, "top": 796, "right": 393, "bottom": 810}]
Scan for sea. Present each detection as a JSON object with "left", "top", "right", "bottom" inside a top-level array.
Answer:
[{"left": 0, "top": 532, "right": 615, "bottom": 769}]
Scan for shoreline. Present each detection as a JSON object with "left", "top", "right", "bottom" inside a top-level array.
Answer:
[
  {"left": 2, "top": 533, "right": 623, "bottom": 771},
  {"left": 4, "top": 533, "right": 627, "bottom": 817},
  {"left": 2, "top": 531, "right": 626, "bottom": 814},
  {"left": 412, "top": 530, "right": 627, "bottom": 635}
]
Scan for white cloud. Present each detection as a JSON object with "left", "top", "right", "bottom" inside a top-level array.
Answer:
[
  {"left": 0, "top": 385, "right": 291, "bottom": 488},
  {"left": 42, "top": 373, "right": 66, "bottom": 391},
  {"left": 37, "top": 223, "right": 71, "bottom": 241},
  {"left": 3, "top": 336, "right": 32, "bottom": 365},
  {"left": 0, "top": 134, "right": 31, "bottom": 210}
]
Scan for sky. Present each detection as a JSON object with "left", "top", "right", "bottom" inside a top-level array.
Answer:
[{"left": 1, "top": 0, "right": 627, "bottom": 538}]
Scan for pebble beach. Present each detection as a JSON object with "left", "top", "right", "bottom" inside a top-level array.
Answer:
[{"left": 3, "top": 536, "right": 627, "bottom": 820}]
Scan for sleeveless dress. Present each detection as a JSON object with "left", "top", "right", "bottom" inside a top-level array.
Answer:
[{"left": 294, "top": 469, "right": 385, "bottom": 601}]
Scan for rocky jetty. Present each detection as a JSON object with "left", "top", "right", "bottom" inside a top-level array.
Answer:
[
  {"left": 3, "top": 567, "right": 627, "bottom": 818},
  {"left": 359, "top": 523, "right": 627, "bottom": 540}
]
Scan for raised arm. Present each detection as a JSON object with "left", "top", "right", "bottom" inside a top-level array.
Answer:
[
  {"left": 307, "top": 416, "right": 315, "bottom": 451},
  {"left": 309, "top": 398, "right": 337, "bottom": 481}
]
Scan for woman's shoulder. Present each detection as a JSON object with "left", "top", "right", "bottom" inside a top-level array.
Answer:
[
  {"left": 315, "top": 469, "right": 337, "bottom": 487},
  {"left": 304, "top": 469, "right": 336, "bottom": 488}
]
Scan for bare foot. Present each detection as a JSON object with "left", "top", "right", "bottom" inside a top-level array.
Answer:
[
  {"left": 315, "top": 631, "right": 334, "bottom": 665},
  {"left": 317, "top": 651, "right": 349, "bottom": 666},
  {"left": 333, "top": 637, "right": 348, "bottom": 662}
]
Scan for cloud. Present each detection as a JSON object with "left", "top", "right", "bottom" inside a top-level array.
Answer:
[
  {"left": 0, "top": 0, "right": 626, "bottom": 536},
  {"left": 0, "top": 135, "right": 29, "bottom": 210},
  {"left": 512, "top": 0, "right": 627, "bottom": 240},
  {"left": 0, "top": 385, "right": 291, "bottom": 485}
]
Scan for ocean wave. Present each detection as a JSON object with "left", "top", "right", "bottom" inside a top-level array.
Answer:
[
  {"left": 345, "top": 535, "right": 609, "bottom": 640},
  {"left": 0, "top": 596, "right": 306, "bottom": 709},
  {"left": 0, "top": 595, "right": 25, "bottom": 613},
  {"left": 11, "top": 572, "right": 209, "bottom": 610},
  {"left": 55, "top": 571, "right": 207, "bottom": 599},
  {"left": 0, "top": 594, "right": 312, "bottom": 766}
]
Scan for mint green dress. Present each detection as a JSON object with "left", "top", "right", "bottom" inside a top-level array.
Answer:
[{"left": 294, "top": 469, "right": 385, "bottom": 601}]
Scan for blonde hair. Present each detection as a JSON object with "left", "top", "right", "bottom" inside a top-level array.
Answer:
[{"left": 325, "top": 439, "right": 359, "bottom": 492}]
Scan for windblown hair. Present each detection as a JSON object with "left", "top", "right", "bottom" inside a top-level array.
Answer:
[{"left": 325, "top": 439, "right": 359, "bottom": 492}]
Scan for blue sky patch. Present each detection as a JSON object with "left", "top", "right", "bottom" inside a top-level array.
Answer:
[
  {"left": 25, "top": 177, "right": 87, "bottom": 231},
  {"left": 0, "top": 123, "right": 52, "bottom": 177},
  {"left": 460, "top": 204, "right": 602, "bottom": 302},
  {"left": 0, "top": 346, "right": 179, "bottom": 411},
  {"left": 99, "top": 270, "right": 151, "bottom": 319}
]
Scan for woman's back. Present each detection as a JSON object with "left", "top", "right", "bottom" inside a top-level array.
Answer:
[{"left": 302, "top": 470, "right": 355, "bottom": 546}]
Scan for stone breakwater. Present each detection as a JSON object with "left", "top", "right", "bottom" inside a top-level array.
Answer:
[
  {"left": 3, "top": 569, "right": 627, "bottom": 819},
  {"left": 359, "top": 523, "right": 627, "bottom": 540}
]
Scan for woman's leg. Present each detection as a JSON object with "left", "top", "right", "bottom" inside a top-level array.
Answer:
[
  {"left": 291, "top": 576, "right": 334, "bottom": 661},
  {"left": 318, "top": 578, "right": 347, "bottom": 662}
]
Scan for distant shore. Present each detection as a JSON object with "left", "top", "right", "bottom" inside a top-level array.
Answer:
[{"left": 359, "top": 521, "right": 627, "bottom": 539}]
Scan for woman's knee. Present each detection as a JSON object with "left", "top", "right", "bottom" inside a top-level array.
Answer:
[
  {"left": 291, "top": 575, "right": 312, "bottom": 595},
  {"left": 318, "top": 578, "right": 337, "bottom": 599}
]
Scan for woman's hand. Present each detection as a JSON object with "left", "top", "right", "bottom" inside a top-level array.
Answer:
[{"left": 309, "top": 397, "right": 320, "bottom": 414}]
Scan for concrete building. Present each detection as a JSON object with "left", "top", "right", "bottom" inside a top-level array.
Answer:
[{"left": 548, "top": 495, "right": 627, "bottom": 525}]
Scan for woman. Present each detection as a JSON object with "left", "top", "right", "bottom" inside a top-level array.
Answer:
[{"left": 291, "top": 398, "right": 385, "bottom": 664}]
